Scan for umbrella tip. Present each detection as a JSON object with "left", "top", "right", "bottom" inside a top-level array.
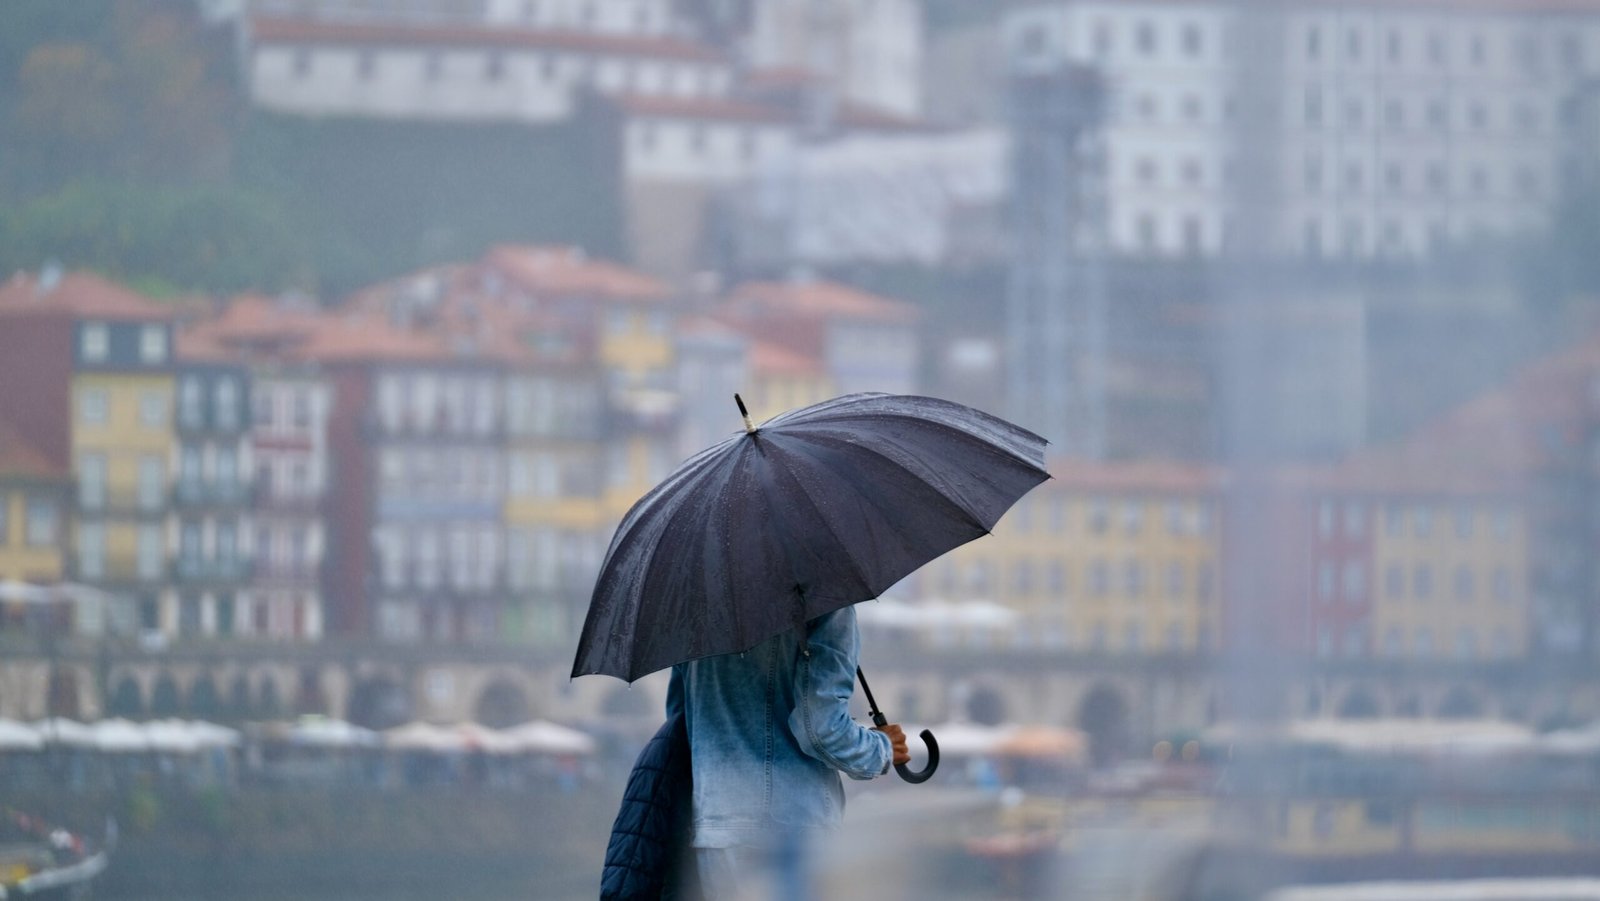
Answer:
[{"left": 734, "top": 393, "right": 756, "bottom": 434}]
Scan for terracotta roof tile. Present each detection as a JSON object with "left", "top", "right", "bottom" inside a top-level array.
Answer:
[
  {"left": 0, "top": 420, "right": 66, "bottom": 480},
  {"left": 726, "top": 279, "right": 918, "bottom": 324},
  {"left": 484, "top": 245, "right": 670, "bottom": 302},
  {"left": 0, "top": 271, "right": 173, "bottom": 322},
  {"left": 750, "top": 340, "right": 824, "bottom": 377}
]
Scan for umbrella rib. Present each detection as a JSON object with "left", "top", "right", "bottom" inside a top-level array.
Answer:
[
  {"left": 794, "top": 435, "right": 994, "bottom": 536},
  {"left": 788, "top": 408, "right": 1047, "bottom": 474}
]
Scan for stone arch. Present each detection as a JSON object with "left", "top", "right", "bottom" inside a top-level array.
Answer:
[
  {"left": 107, "top": 675, "right": 145, "bottom": 719},
  {"left": 1337, "top": 685, "right": 1382, "bottom": 719},
  {"left": 474, "top": 678, "right": 533, "bottom": 728},
  {"left": 1077, "top": 681, "right": 1131, "bottom": 767},
  {"left": 294, "top": 667, "right": 329, "bottom": 716},
  {"left": 46, "top": 668, "right": 81, "bottom": 719},
  {"left": 348, "top": 675, "right": 412, "bottom": 730},
  {"left": 965, "top": 683, "right": 1009, "bottom": 726},
  {"left": 1437, "top": 685, "right": 1484, "bottom": 720},
  {"left": 228, "top": 673, "right": 253, "bottom": 720},
  {"left": 257, "top": 675, "right": 284, "bottom": 720},
  {"left": 188, "top": 674, "right": 222, "bottom": 720},
  {"left": 150, "top": 673, "right": 182, "bottom": 719}
]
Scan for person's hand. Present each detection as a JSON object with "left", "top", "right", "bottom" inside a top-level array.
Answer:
[{"left": 875, "top": 723, "right": 910, "bottom": 766}]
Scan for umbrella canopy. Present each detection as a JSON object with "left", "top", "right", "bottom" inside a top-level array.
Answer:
[
  {"left": 992, "top": 725, "right": 1088, "bottom": 761},
  {"left": 284, "top": 716, "right": 380, "bottom": 749},
  {"left": 573, "top": 393, "right": 1049, "bottom": 681},
  {"left": 0, "top": 579, "right": 51, "bottom": 603},
  {"left": 456, "top": 722, "right": 522, "bottom": 755},
  {"left": 143, "top": 720, "right": 203, "bottom": 754},
  {"left": 0, "top": 718, "right": 45, "bottom": 751}
]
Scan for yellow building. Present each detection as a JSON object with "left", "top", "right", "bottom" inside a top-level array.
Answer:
[
  {"left": 0, "top": 272, "right": 177, "bottom": 637},
  {"left": 0, "top": 424, "right": 68, "bottom": 588},
  {"left": 743, "top": 340, "right": 835, "bottom": 424},
  {"left": 919, "top": 460, "right": 1224, "bottom": 654},
  {"left": 1367, "top": 494, "right": 1529, "bottom": 660}
]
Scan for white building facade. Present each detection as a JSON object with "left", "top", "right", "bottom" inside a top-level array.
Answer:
[{"left": 1002, "top": 1, "right": 1600, "bottom": 261}]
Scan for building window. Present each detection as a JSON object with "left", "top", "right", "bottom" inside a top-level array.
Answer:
[
  {"left": 1318, "top": 500, "right": 1335, "bottom": 538},
  {"left": 80, "top": 388, "right": 109, "bottom": 425},
  {"left": 1413, "top": 564, "right": 1433, "bottom": 599},
  {"left": 1093, "top": 21, "right": 1112, "bottom": 58},
  {"left": 690, "top": 125, "right": 707, "bottom": 153},
  {"left": 486, "top": 52, "right": 505, "bottom": 81},
  {"left": 1122, "top": 501, "right": 1143, "bottom": 535},
  {"left": 356, "top": 50, "right": 376, "bottom": 81},
  {"left": 1414, "top": 507, "right": 1433, "bottom": 538},
  {"left": 1136, "top": 21, "right": 1156, "bottom": 55},
  {"left": 1318, "top": 561, "right": 1335, "bottom": 601},
  {"left": 137, "top": 523, "right": 163, "bottom": 580},
  {"left": 1166, "top": 621, "right": 1184, "bottom": 651},
  {"left": 140, "top": 325, "right": 167, "bottom": 364},
  {"left": 1136, "top": 156, "right": 1158, "bottom": 185},
  {"left": 81, "top": 323, "right": 109, "bottom": 362},
  {"left": 1347, "top": 28, "right": 1363, "bottom": 61},
  {"left": 1384, "top": 99, "right": 1404, "bottom": 129},
  {"left": 1385, "top": 162, "right": 1403, "bottom": 192},
  {"left": 1428, "top": 34, "right": 1447, "bottom": 66},
  {"left": 78, "top": 523, "right": 105, "bottom": 579},
  {"left": 1047, "top": 561, "right": 1067, "bottom": 594},
  {"left": 1165, "top": 561, "right": 1185, "bottom": 599},
  {"left": 1342, "top": 561, "right": 1365, "bottom": 600},
  {"left": 139, "top": 390, "right": 167, "bottom": 428},
  {"left": 1011, "top": 560, "right": 1034, "bottom": 595},
  {"left": 1344, "top": 162, "right": 1364, "bottom": 193},
  {"left": 0, "top": 499, "right": 7, "bottom": 544},
  {"left": 1305, "top": 26, "right": 1321, "bottom": 60},
  {"left": 1090, "top": 559, "right": 1110, "bottom": 597},
  {"left": 78, "top": 453, "right": 106, "bottom": 508},
  {"left": 1387, "top": 31, "right": 1402, "bottom": 64},
  {"left": 1414, "top": 628, "right": 1433, "bottom": 657},
  {"left": 1304, "top": 87, "right": 1323, "bottom": 126},
  {"left": 1455, "top": 627, "right": 1477, "bottom": 660},
  {"left": 1344, "top": 97, "right": 1364, "bottom": 129},
  {"left": 180, "top": 377, "right": 203, "bottom": 428},
  {"left": 1137, "top": 214, "right": 1158, "bottom": 252},
  {"left": 1385, "top": 563, "right": 1404, "bottom": 598},
  {"left": 424, "top": 52, "right": 443, "bottom": 82},
  {"left": 1427, "top": 99, "right": 1448, "bottom": 130},
  {"left": 1088, "top": 498, "right": 1109, "bottom": 534},
  {"left": 293, "top": 48, "right": 312, "bottom": 77},
  {"left": 1343, "top": 501, "right": 1365, "bottom": 537},
  {"left": 216, "top": 379, "right": 239, "bottom": 430},
  {"left": 1124, "top": 621, "right": 1142, "bottom": 651},
  {"left": 1453, "top": 565, "right": 1475, "bottom": 601},
  {"left": 138, "top": 455, "right": 164, "bottom": 511},
  {"left": 1123, "top": 559, "right": 1145, "bottom": 597},
  {"left": 1182, "top": 23, "right": 1202, "bottom": 57},
  {"left": 1492, "top": 509, "right": 1513, "bottom": 541},
  {"left": 24, "top": 496, "right": 58, "bottom": 547}
]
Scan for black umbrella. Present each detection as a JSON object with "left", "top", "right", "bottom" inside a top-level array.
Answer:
[{"left": 573, "top": 392, "right": 1050, "bottom": 782}]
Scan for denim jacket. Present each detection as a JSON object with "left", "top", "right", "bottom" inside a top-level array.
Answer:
[{"left": 668, "top": 607, "right": 891, "bottom": 849}]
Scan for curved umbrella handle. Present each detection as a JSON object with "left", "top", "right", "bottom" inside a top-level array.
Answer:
[{"left": 895, "top": 728, "right": 939, "bottom": 784}]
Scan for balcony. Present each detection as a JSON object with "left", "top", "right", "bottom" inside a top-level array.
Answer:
[{"left": 176, "top": 557, "right": 254, "bottom": 584}]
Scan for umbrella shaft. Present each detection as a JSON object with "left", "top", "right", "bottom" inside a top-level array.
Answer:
[{"left": 855, "top": 667, "right": 888, "bottom": 727}]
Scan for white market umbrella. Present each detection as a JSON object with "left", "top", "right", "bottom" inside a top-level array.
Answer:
[
  {"left": 287, "top": 716, "right": 380, "bottom": 749},
  {"left": 384, "top": 721, "right": 464, "bottom": 753},
  {"left": 0, "top": 579, "right": 50, "bottom": 603},
  {"left": 143, "top": 720, "right": 203, "bottom": 754},
  {"left": 916, "top": 721, "right": 1017, "bottom": 758},
  {"left": 31, "top": 718, "right": 97, "bottom": 748},
  {"left": 92, "top": 718, "right": 151, "bottom": 753},
  {"left": 456, "top": 722, "right": 521, "bottom": 755},
  {"left": 0, "top": 718, "right": 44, "bottom": 751},
  {"left": 187, "top": 720, "right": 242, "bottom": 748},
  {"left": 505, "top": 719, "right": 596, "bottom": 755}
]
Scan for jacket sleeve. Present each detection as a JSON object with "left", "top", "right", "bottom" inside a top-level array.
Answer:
[{"left": 787, "top": 607, "right": 892, "bottom": 780}]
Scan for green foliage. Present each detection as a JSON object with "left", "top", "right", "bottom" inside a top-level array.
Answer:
[
  {"left": 0, "top": 180, "right": 316, "bottom": 295},
  {"left": 235, "top": 112, "right": 624, "bottom": 297}
]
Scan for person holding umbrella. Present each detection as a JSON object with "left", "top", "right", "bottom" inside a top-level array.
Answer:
[
  {"left": 580, "top": 393, "right": 1049, "bottom": 898},
  {"left": 667, "top": 604, "right": 909, "bottom": 898}
]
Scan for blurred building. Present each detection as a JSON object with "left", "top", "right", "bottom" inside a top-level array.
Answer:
[
  {"left": 183, "top": 297, "right": 331, "bottom": 642},
  {"left": 745, "top": 0, "right": 923, "bottom": 120},
  {"left": 244, "top": 5, "right": 730, "bottom": 123},
  {"left": 172, "top": 333, "right": 257, "bottom": 640},
  {"left": 0, "top": 272, "right": 178, "bottom": 638},
  {"left": 921, "top": 459, "right": 1224, "bottom": 656},
  {"left": 999, "top": 2, "right": 1592, "bottom": 261},
  {"left": 0, "top": 425, "right": 69, "bottom": 593}
]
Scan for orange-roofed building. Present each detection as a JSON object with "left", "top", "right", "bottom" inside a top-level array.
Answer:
[
  {"left": 720, "top": 276, "right": 920, "bottom": 398},
  {"left": 0, "top": 269, "right": 178, "bottom": 640},
  {"left": 743, "top": 340, "right": 833, "bottom": 424}
]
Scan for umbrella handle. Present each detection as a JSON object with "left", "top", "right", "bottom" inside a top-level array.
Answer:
[
  {"left": 897, "top": 728, "right": 939, "bottom": 784},
  {"left": 871, "top": 710, "right": 939, "bottom": 784}
]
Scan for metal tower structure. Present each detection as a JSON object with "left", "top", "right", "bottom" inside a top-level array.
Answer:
[{"left": 1004, "top": 59, "right": 1107, "bottom": 455}]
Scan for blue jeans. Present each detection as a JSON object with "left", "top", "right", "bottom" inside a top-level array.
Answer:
[{"left": 695, "top": 834, "right": 813, "bottom": 901}]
